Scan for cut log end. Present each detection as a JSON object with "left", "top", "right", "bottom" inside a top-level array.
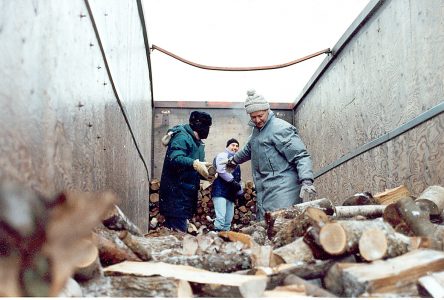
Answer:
[
  {"left": 359, "top": 228, "right": 388, "bottom": 261},
  {"left": 319, "top": 223, "right": 347, "bottom": 255}
]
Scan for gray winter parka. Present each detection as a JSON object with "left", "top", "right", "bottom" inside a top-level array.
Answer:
[{"left": 233, "top": 111, "right": 313, "bottom": 220}]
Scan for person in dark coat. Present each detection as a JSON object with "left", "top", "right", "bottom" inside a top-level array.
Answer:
[
  {"left": 211, "top": 138, "right": 243, "bottom": 231},
  {"left": 159, "top": 111, "right": 213, "bottom": 232},
  {"left": 226, "top": 89, "right": 316, "bottom": 220}
]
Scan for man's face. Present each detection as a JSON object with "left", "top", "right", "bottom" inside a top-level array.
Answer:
[
  {"left": 249, "top": 110, "right": 269, "bottom": 128},
  {"left": 227, "top": 142, "right": 239, "bottom": 152}
]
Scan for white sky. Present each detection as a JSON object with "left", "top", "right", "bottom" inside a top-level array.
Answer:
[{"left": 143, "top": 0, "right": 370, "bottom": 103}]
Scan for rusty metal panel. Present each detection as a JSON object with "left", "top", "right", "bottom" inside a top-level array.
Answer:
[{"left": 0, "top": 0, "right": 152, "bottom": 231}]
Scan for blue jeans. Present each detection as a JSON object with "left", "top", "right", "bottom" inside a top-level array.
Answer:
[{"left": 213, "top": 196, "right": 234, "bottom": 231}]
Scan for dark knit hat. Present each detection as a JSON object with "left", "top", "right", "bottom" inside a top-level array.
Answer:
[
  {"left": 189, "top": 111, "right": 212, "bottom": 139},
  {"left": 226, "top": 138, "right": 239, "bottom": 148}
]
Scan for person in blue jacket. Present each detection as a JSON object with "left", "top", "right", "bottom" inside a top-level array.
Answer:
[
  {"left": 211, "top": 138, "right": 243, "bottom": 231},
  {"left": 226, "top": 89, "right": 317, "bottom": 221},
  {"left": 159, "top": 111, "right": 213, "bottom": 232}
]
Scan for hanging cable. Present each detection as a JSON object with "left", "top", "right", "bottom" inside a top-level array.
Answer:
[{"left": 150, "top": 44, "right": 331, "bottom": 71}]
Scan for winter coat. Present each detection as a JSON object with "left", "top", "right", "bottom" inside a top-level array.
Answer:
[
  {"left": 159, "top": 124, "right": 205, "bottom": 219},
  {"left": 211, "top": 149, "right": 241, "bottom": 201},
  {"left": 234, "top": 111, "right": 313, "bottom": 220}
]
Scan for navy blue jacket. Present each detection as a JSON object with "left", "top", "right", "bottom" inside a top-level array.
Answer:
[{"left": 211, "top": 149, "right": 242, "bottom": 201}]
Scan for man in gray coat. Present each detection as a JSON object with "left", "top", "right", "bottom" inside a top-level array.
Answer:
[{"left": 226, "top": 89, "right": 316, "bottom": 220}]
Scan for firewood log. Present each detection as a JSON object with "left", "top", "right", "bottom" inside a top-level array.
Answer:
[
  {"left": 319, "top": 219, "right": 395, "bottom": 256},
  {"left": 382, "top": 201, "right": 415, "bottom": 235},
  {"left": 341, "top": 192, "right": 376, "bottom": 206},
  {"left": 358, "top": 227, "right": 411, "bottom": 261},
  {"left": 104, "top": 261, "right": 267, "bottom": 298},
  {"left": 265, "top": 198, "right": 335, "bottom": 241},
  {"left": 374, "top": 185, "right": 412, "bottom": 205},
  {"left": 118, "top": 230, "right": 152, "bottom": 261},
  {"left": 323, "top": 262, "right": 360, "bottom": 296},
  {"left": 93, "top": 231, "right": 141, "bottom": 266},
  {"left": 334, "top": 205, "right": 386, "bottom": 219},
  {"left": 331, "top": 249, "right": 444, "bottom": 297},
  {"left": 272, "top": 207, "right": 329, "bottom": 247},
  {"left": 108, "top": 275, "right": 193, "bottom": 297},
  {"left": 149, "top": 192, "right": 159, "bottom": 203},
  {"left": 0, "top": 181, "right": 117, "bottom": 297},
  {"left": 262, "top": 284, "right": 307, "bottom": 297},
  {"left": 149, "top": 178, "right": 161, "bottom": 191},
  {"left": 73, "top": 238, "right": 103, "bottom": 282},
  {"left": 418, "top": 270, "right": 444, "bottom": 298},
  {"left": 283, "top": 274, "right": 337, "bottom": 297},
  {"left": 273, "top": 237, "right": 315, "bottom": 264},
  {"left": 102, "top": 205, "right": 143, "bottom": 237},
  {"left": 384, "top": 196, "right": 444, "bottom": 247},
  {"left": 303, "top": 226, "right": 331, "bottom": 259},
  {"left": 414, "top": 185, "right": 444, "bottom": 219}
]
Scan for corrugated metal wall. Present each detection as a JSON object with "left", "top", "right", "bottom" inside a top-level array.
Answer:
[
  {"left": 294, "top": 0, "right": 444, "bottom": 203},
  {"left": 0, "top": 0, "right": 152, "bottom": 231}
]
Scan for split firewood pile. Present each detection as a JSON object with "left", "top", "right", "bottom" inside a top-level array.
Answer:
[
  {"left": 3, "top": 179, "right": 444, "bottom": 298},
  {"left": 149, "top": 178, "right": 257, "bottom": 232}
]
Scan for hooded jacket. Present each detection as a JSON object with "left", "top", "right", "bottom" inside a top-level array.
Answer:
[
  {"left": 233, "top": 111, "right": 313, "bottom": 220},
  {"left": 159, "top": 124, "right": 205, "bottom": 219}
]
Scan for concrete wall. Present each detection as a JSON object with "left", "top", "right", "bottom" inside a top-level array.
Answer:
[
  {"left": 152, "top": 102, "right": 293, "bottom": 182},
  {"left": 294, "top": 0, "right": 444, "bottom": 203},
  {"left": 0, "top": 0, "right": 152, "bottom": 231}
]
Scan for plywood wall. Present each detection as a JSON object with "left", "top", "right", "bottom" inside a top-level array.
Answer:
[
  {"left": 294, "top": 0, "right": 444, "bottom": 203},
  {"left": 0, "top": 0, "right": 152, "bottom": 230}
]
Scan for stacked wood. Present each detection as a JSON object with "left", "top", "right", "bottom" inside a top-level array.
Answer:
[
  {"left": 0, "top": 181, "right": 117, "bottom": 297},
  {"left": 149, "top": 178, "right": 258, "bottom": 232}
]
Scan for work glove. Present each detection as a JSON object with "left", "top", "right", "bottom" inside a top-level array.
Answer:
[
  {"left": 299, "top": 179, "right": 317, "bottom": 202},
  {"left": 161, "top": 131, "right": 173, "bottom": 146},
  {"left": 227, "top": 179, "right": 242, "bottom": 193},
  {"left": 193, "top": 159, "right": 212, "bottom": 179},
  {"left": 220, "top": 157, "right": 238, "bottom": 173}
]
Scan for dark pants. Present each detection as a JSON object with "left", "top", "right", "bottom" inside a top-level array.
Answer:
[{"left": 164, "top": 216, "right": 187, "bottom": 232}]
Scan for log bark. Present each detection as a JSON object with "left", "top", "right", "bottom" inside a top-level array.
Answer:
[
  {"left": 108, "top": 275, "right": 193, "bottom": 297},
  {"left": 272, "top": 207, "right": 329, "bottom": 247},
  {"left": 415, "top": 185, "right": 444, "bottom": 219},
  {"left": 319, "top": 219, "right": 395, "bottom": 256},
  {"left": 337, "top": 249, "right": 444, "bottom": 297},
  {"left": 104, "top": 261, "right": 267, "bottom": 298},
  {"left": 0, "top": 183, "right": 117, "bottom": 297},
  {"left": 93, "top": 230, "right": 141, "bottom": 266},
  {"left": 118, "top": 230, "right": 152, "bottom": 261},
  {"left": 102, "top": 205, "right": 143, "bottom": 236},
  {"left": 283, "top": 274, "right": 337, "bottom": 297},
  {"left": 382, "top": 201, "right": 415, "bottom": 236},
  {"left": 323, "top": 262, "right": 359, "bottom": 296},
  {"left": 265, "top": 198, "right": 335, "bottom": 241},
  {"left": 273, "top": 237, "right": 315, "bottom": 264},
  {"left": 334, "top": 205, "right": 386, "bottom": 219},
  {"left": 374, "top": 185, "right": 412, "bottom": 205},
  {"left": 341, "top": 192, "right": 376, "bottom": 206},
  {"left": 303, "top": 226, "right": 331, "bottom": 259},
  {"left": 386, "top": 196, "right": 444, "bottom": 245}
]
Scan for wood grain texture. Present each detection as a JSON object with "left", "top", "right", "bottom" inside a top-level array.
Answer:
[
  {"left": 0, "top": 1, "right": 151, "bottom": 231},
  {"left": 294, "top": 0, "right": 444, "bottom": 205}
]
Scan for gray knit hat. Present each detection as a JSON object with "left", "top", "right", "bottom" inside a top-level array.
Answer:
[{"left": 244, "top": 89, "right": 270, "bottom": 114}]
